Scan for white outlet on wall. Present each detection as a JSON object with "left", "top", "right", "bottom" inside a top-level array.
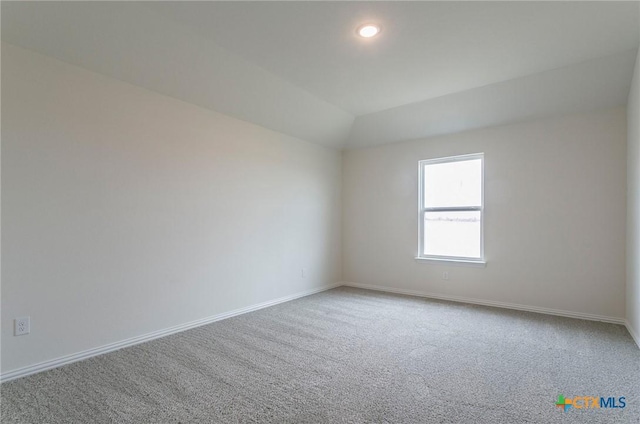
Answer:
[
  {"left": 442, "top": 272, "right": 450, "bottom": 280},
  {"left": 301, "top": 268, "right": 306, "bottom": 278},
  {"left": 14, "top": 316, "right": 30, "bottom": 336}
]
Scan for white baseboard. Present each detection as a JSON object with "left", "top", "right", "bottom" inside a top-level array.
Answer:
[
  {"left": 0, "top": 283, "right": 342, "bottom": 383},
  {"left": 3, "top": 282, "right": 635, "bottom": 383},
  {"left": 626, "top": 320, "right": 640, "bottom": 349},
  {"left": 341, "top": 282, "right": 627, "bottom": 325}
]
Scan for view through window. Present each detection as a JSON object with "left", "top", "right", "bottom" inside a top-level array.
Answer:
[{"left": 418, "top": 154, "right": 484, "bottom": 262}]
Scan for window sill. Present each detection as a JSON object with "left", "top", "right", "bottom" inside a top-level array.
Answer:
[{"left": 414, "top": 257, "right": 486, "bottom": 268}]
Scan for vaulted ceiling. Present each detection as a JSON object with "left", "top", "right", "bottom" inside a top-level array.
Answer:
[{"left": 3, "top": 2, "right": 639, "bottom": 149}]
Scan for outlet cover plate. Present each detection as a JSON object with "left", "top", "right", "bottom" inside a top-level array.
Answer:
[{"left": 14, "top": 317, "right": 30, "bottom": 336}]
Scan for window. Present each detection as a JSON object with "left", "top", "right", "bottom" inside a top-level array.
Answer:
[{"left": 417, "top": 153, "right": 484, "bottom": 264}]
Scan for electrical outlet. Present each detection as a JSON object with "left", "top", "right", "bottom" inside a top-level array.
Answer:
[
  {"left": 442, "top": 271, "right": 449, "bottom": 280},
  {"left": 301, "top": 268, "right": 306, "bottom": 278},
  {"left": 14, "top": 317, "right": 30, "bottom": 336}
]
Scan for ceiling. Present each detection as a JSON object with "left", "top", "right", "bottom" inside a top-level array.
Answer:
[
  {"left": 148, "top": 1, "right": 640, "bottom": 116},
  {"left": 2, "top": 2, "right": 639, "bottom": 149}
]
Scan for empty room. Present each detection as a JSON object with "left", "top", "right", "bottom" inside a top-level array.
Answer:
[{"left": 1, "top": 1, "right": 640, "bottom": 423}]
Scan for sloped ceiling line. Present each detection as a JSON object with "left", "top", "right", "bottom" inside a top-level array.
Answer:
[{"left": 2, "top": 1, "right": 638, "bottom": 150}]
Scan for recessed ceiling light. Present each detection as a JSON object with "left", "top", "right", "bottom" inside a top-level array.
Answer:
[{"left": 357, "top": 24, "right": 381, "bottom": 38}]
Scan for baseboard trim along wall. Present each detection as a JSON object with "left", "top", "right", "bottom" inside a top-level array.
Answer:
[
  {"left": 345, "top": 281, "right": 639, "bottom": 348},
  {"left": 342, "top": 282, "right": 627, "bottom": 325},
  {"left": 3, "top": 281, "right": 636, "bottom": 383},
  {"left": 0, "top": 283, "right": 342, "bottom": 383},
  {"left": 626, "top": 320, "right": 640, "bottom": 349}
]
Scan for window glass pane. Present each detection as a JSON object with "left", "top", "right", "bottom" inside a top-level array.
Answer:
[
  {"left": 424, "top": 211, "right": 481, "bottom": 258},
  {"left": 424, "top": 159, "right": 481, "bottom": 208}
]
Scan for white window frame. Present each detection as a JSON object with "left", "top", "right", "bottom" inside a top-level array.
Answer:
[{"left": 416, "top": 153, "right": 485, "bottom": 265}]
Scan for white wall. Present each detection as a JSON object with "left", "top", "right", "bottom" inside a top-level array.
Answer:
[
  {"left": 1, "top": 43, "right": 342, "bottom": 374},
  {"left": 343, "top": 108, "right": 627, "bottom": 319},
  {"left": 628, "top": 48, "right": 640, "bottom": 344}
]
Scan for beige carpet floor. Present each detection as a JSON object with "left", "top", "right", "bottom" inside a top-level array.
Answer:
[{"left": 1, "top": 287, "right": 639, "bottom": 423}]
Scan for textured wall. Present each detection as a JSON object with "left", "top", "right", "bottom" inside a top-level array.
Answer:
[
  {"left": 627, "top": 47, "right": 640, "bottom": 345},
  {"left": 1, "top": 44, "right": 343, "bottom": 373},
  {"left": 344, "top": 108, "right": 627, "bottom": 319}
]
